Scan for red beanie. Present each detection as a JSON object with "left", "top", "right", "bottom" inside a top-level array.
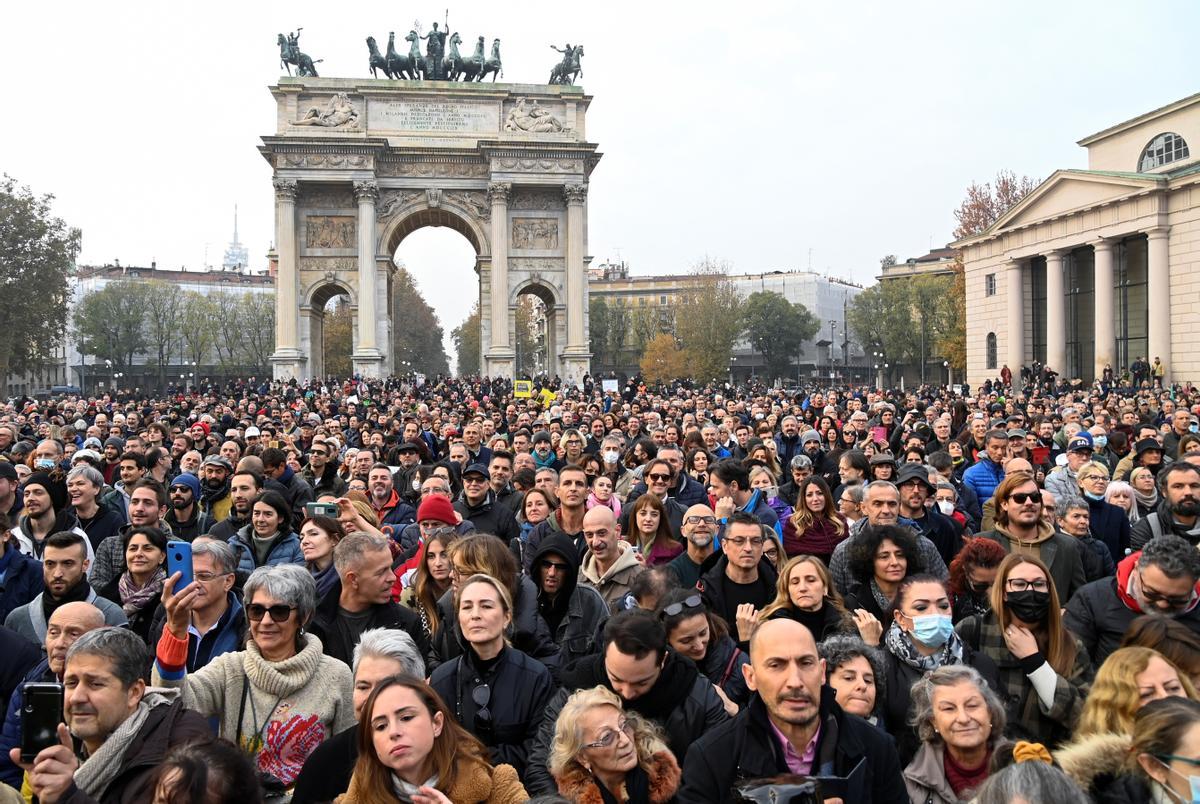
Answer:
[{"left": 416, "top": 495, "right": 457, "bottom": 526}]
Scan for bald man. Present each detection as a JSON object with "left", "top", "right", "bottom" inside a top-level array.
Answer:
[
  {"left": 678, "top": 619, "right": 907, "bottom": 804},
  {"left": 0, "top": 602, "right": 106, "bottom": 787},
  {"left": 667, "top": 504, "right": 718, "bottom": 589},
  {"left": 578, "top": 506, "right": 645, "bottom": 613}
]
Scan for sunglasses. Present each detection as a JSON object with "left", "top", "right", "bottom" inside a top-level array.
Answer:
[
  {"left": 473, "top": 682, "right": 492, "bottom": 730},
  {"left": 659, "top": 594, "right": 703, "bottom": 619},
  {"left": 647, "top": 472, "right": 672, "bottom": 482},
  {"left": 246, "top": 603, "right": 297, "bottom": 622},
  {"left": 539, "top": 559, "right": 571, "bottom": 572},
  {"left": 1007, "top": 491, "right": 1040, "bottom": 505}
]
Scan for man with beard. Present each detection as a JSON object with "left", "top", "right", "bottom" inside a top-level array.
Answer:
[
  {"left": 164, "top": 473, "right": 210, "bottom": 541},
  {"left": 10, "top": 472, "right": 94, "bottom": 570},
  {"left": 523, "top": 609, "right": 728, "bottom": 795},
  {"left": 0, "top": 601, "right": 106, "bottom": 788},
  {"left": 90, "top": 479, "right": 171, "bottom": 592},
  {"left": 774, "top": 416, "right": 803, "bottom": 468},
  {"left": 4, "top": 532, "right": 125, "bottom": 643},
  {"left": 302, "top": 440, "right": 347, "bottom": 499},
  {"left": 206, "top": 469, "right": 261, "bottom": 542},
  {"left": 678, "top": 618, "right": 906, "bottom": 803},
  {"left": 531, "top": 532, "right": 609, "bottom": 669},
  {"left": 100, "top": 437, "right": 124, "bottom": 486},
  {"left": 1131, "top": 462, "right": 1200, "bottom": 549},
  {"left": 524, "top": 465, "right": 590, "bottom": 573},
  {"left": 667, "top": 504, "right": 718, "bottom": 589},
  {"left": 896, "top": 464, "right": 960, "bottom": 566},
  {"left": 198, "top": 454, "right": 234, "bottom": 523},
  {"left": 367, "top": 463, "right": 416, "bottom": 528}
]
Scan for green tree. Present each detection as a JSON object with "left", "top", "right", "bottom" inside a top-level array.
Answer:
[
  {"left": 0, "top": 176, "right": 80, "bottom": 381},
  {"left": 589, "top": 296, "right": 611, "bottom": 366},
  {"left": 605, "top": 300, "right": 632, "bottom": 368},
  {"left": 847, "top": 282, "right": 916, "bottom": 383},
  {"left": 909, "top": 274, "right": 956, "bottom": 382},
  {"left": 392, "top": 268, "right": 450, "bottom": 375},
  {"left": 323, "top": 299, "right": 353, "bottom": 377},
  {"left": 639, "top": 333, "right": 687, "bottom": 383},
  {"left": 73, "top": 281, "right": 149, "bottom": 371},
  {"left": 674, "top": 260, "right": 742, "bottom": 382},
  {"left": 452, "top": 303, "right": 481, "bottom": 376},
  {"left": 740, "top": 291, "right": 820, "bottom": 381}
]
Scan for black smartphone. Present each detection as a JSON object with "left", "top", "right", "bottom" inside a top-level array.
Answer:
[{"left": 20, "top": 682, "right": 64, "bottom": 762}]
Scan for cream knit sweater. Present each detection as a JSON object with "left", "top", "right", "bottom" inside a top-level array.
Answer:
[{"left": 153, "top": 633, "right": 354, "bottom": 785}]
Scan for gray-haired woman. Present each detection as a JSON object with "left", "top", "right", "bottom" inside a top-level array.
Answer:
[
  {"left": 154, "top": 563, "right": 354, "bottom": 796},
  {"left": 904, "top": 664, "right": 1007, "bottom": 804}
]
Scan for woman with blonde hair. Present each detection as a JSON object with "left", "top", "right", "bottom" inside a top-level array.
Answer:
[
  {"left": 549, "top": 685, "right": 681, "bottom": 804},
  {"left": 1105, "top": 480, "right": 1140, "bottom": 524},
  {"left": 758, "top": 555, "right": 860, "bottom": 642},
  {"left": 337, "top": 674, "right": 527, "bottom": 803},
  {"left": 1076, "top": 646, "right": 1198, "bottom": 738},
  {"left": 430, "top": 573, "right": 554, "bottom": 780},
  {"left": 1129, "top": 466, "right": 1160, "bottom": 520},
  {"left": 955, "top": 552, "right": 1091, "bottom": 745}
]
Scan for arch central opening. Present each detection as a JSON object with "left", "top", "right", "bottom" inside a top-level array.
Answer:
[{"left": 392, "top": 224, "right": 479, "bottom": 375}]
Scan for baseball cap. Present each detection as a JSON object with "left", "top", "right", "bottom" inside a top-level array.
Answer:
[
  {"left": 462, "top": 463, "right": 490, "bottom": 480},
  {"left": 1067, "top": 436, "right": 1093, "bottom": 454},
  {"left": 245, "top": 426, "right": 261, "bottom": 437},
  {"left": 1007, "top": 429, "right": 1027, "bottom": 439}
]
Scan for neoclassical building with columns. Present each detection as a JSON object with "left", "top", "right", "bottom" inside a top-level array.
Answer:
[{"left": 957, "top": 92, "right": 1200, "bottom": 386}]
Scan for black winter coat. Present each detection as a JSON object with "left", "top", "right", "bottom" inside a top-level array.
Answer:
[
  {"left": 677, "top": 688, "right": 908, "bottom": 804},
  {"left": 1085, "top": 496, "right": 1131, "bottom": 564},
  {"left": 524, "top": 651, "right": 729, "bottom": 795},
  {"left": 1063, "top": 572, "right": 1200, "bottom": 666},
  {"left": 308, "top": 578, "right": 428, "bottom": 666},
  {"left": 453, "top": 491, "right": 518, "bottom": 545},
  {"left": 0, "top": 548, "right": 43, "bottom": 624},
  {"left": 532, "top": 533, "right": 609, "bottom": 667},
  {"left": 430, "top": 645, "right": 556, "bottom": 782}
]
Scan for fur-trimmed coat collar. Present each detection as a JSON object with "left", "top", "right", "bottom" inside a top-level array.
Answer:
[
  {"left": 554, "top": 750, "right": 681, "bottom": 804},
  {"left": 1056, "top": 731, "right": 1133, "bottom": 792}
]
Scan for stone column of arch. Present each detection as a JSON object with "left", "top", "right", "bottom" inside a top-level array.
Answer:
[
  {"left": 561, "top": 183, "right": 591, "bottom": 383},
  {"left": 270, "top": 179, "right": 305, "bottom": 377},
  {"left": 353, "top": 181, "right": 383, "bottom": 376},
  {"left": 486, "top": 182, "right": 515, "bottom": 378}
]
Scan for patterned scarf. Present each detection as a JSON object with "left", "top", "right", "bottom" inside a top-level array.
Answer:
[
  {"left": 883, "top": 621, "right": 964, "bottom": 673},
  {"left": 868, "top": 577, "right": 893, "bottom": 614},
  {"left": 117, "top": 568, "right": 167, "bottom": 615}
]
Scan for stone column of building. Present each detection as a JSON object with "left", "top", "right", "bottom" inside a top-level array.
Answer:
[
  {"left": 485, "top": 182, "right": 514, "bottom": 378},
  {"left": 1044, "top": 250, "right": 1067, "bottom": 377},
  {"left": 1147, "top": 226, "right": 1172, "bottom": 381},
  {"left": 270, "top": 179, "right": 305, "bottom": 379},
  {"left": 561, "top": 183, "right": 591, "bottom": 384},
  {"left": 1005, "top": 260, "right": 1024, "bottom": 372},
  {"left": 1092, "top": 239, "right": 1116, "bottom": 378},
  {"left": 352, "top": 181, "right": 383, "bottom": 376}
]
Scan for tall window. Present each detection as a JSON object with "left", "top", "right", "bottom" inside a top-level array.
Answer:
[
  {"left": 1139, "top": 133, "right": 1190, "bottom": 172},
  {"left": 986, "top": 333, "right": 997, "bottom": 370},
  {"left": 1116, "top": 235, "right": 1149, "bottom": 371},
  {"left": 985, "top": 273, "right": 996, "bottom": 296},
  {"left": 1029, "top": 258, "right": 1047, "bottom": 364},
  {"left": 1065, "top": 247, "right": 1095, "bottom": 381}
]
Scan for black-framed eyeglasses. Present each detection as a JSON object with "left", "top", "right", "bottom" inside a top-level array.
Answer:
[
  {"left": 684, "top": 515, "right": 717, "bottom": 525},
  {"left": 1006, "top": 578, "right": 1049, "bottom": 593},
  {"left": 659, "top": 594, "right": 703, "bottom": 619},
  {"left": 246, "top": 603, "right": 297, "bottom": 622},
  {"left": 1140, "top": 572, "right": 1197, "bottom": 609}
]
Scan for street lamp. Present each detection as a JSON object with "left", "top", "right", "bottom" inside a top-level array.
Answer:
[
  {"left": 829, "top": 321, "right": 838, "bottom": 380},
  {"left": 872, "top": 351, "right": 884, "bottom": 389},
  {"left": 943, "top": 360, "right": 951, "bottom": 387}
]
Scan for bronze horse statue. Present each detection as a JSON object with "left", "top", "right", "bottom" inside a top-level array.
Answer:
[
  {"left": 385, "top": 31, "right": 422, "bottom": 79},
  {"left": 549, "top": 45, "right": 583, "bottom": 85},
  {"left": 478, "top": 38, "right": 503, "bottom": 82},
  {"left": 443, "top": 32, "right": 464, "bottom": 80},
  {"left": 457, "top": 36, "right": 485, "bottom": 81},
  {"left": 366, "top": 36, "right": 393, "bottom": 78},
  {"left": 277, "top": 32, "right": 320, "bottom": 77}
]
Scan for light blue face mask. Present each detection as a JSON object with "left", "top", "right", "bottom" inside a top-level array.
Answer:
[
  {"left": 34, "top": 458, "right": 56, "bottom": 470},
  {"left": 910, "top": 613, "right": 954, "bottom": 648},
  {"left": 1156, "top": 756, "right": 1200, "bottom": 804},
  {"left": 1093, "top": 435, "right": 1108, "bottom": 449},
  {"left": 1084, "top": 491, "right": 1106, "bottom": 501}
]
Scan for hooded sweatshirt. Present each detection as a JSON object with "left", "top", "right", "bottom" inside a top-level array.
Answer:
[{"left": 532, "top": 533, "right": 582, "bottom": 635}]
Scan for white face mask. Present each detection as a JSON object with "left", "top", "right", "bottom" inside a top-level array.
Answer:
[
  {"left": 603, "top": 450, "right": 620, "bottom": 464},
  {"left": 937, "top": 500, "right": 955, "bottom": 515}
]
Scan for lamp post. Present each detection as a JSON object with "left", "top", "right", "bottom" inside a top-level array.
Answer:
[
  {"left": 873, "top": 351, "right": 884, "bottom": 390},
  {"left": 829, "top": 320, "right": 838, "bottom": 381},
  {"left": 943, "top": 360, "right": 951, "bottom": 388}
]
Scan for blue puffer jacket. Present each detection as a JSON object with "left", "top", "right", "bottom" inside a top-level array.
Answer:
[
  {"left": 227, "top": 525, "right": 305, "bottom": 575},
  {"left": 962, "top": 458, "right": 1005, "bottom": 506},
  {"left": 0, "top": 549, "right": 43, "bottom": 624}
]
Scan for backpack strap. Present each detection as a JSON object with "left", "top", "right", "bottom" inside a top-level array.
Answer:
[{"left": 1148, "top": 512, "right": 1165, "bottom": 542}]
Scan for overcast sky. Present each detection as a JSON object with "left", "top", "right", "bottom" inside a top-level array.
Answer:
[{"left": 3, "top": 1, "right": 1197, "bottom": 363}]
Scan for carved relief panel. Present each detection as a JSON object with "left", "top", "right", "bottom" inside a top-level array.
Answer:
[
  {"left": 305, "top": 216, "right": 356, "bottom": 249},
  {"left": 512, "top": 218, "right": 559, "bottom": 250}
]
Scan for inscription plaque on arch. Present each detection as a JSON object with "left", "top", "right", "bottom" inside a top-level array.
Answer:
[{"left": 367, "top": 100, "right": 499, "bottom": 134}]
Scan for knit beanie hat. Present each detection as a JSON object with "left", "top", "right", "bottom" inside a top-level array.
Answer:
[
  {"left": 170, "top": 472, "right": 202, "bottom": 499},
  {"left": 24, "top": 471, "right": 67, "bottom": 512},
  {"left": 416, "top": 495, "right": 457, "bottom": 526}
]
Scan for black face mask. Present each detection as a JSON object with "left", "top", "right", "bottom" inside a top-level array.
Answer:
[{"left": 1006, "top": 590, "right": 1051, "bottom": 623}]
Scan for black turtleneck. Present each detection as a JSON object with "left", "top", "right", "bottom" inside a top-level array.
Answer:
[{"left": 42, "top": 577, "right": 91, "bottom": 621}]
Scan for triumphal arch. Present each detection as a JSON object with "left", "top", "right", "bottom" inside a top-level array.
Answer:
[{"left": 260, "top": 77, "right": 600, "bottom": 380}]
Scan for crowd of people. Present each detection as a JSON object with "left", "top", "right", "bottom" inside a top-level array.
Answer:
[{"left": 1, "top": 370, "right": 1200, "bottom": 803}]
